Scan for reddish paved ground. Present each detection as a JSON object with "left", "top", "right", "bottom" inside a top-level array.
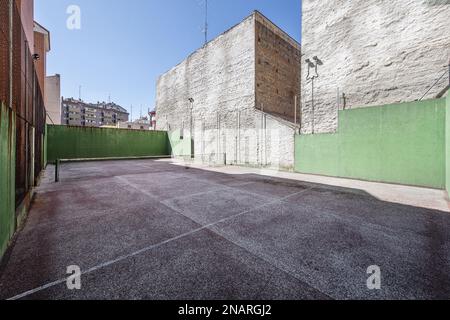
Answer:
[{"left": 0, "top": 160, "right": 449, "bottom": 300}]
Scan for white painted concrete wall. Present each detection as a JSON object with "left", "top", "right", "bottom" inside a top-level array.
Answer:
[
  {"left": 301, "top": 0, "right": 450, "bottom": 134},
  {"left": 44, "top": 74, "right": 61, "bottom": 125},
  {"left": 156, "top": 12, "right": 299, "bottom": 170}
]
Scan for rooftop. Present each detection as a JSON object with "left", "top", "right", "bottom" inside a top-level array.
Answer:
[
  {"left": 33, "top": 21, "right": 51, "bottom": 52},
  {"left": 63, "top": 98, "right": 129, "bottom": 114}
]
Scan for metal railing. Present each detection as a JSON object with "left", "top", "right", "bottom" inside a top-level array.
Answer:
[
  {"left": 419, "top": 64, "right": 450, "bottom": 101},
  {"left": 53, "top": 153, "right": 228, "bottom": 182}
]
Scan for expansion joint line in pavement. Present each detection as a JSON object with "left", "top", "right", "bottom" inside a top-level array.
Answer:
[
  {"left": 115, "top": 176, "right": 333, "bottom": 300},
  {"left": 8, "top": 179, "right": 315, "bottom": 300},
  {"left": 174, "top": 173, "right": 283, "bottom": 201},
  {"left": 114, "top": 176, "right": 228, "bottom": 202},
  {"left": 157, "top": 179, "right": 334, "bottom": 300},
  {"left": 115, "top": 177, "right": 332, "bottom": 299}
]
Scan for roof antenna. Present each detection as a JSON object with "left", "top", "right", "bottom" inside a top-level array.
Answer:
[{"left": 204, "top": 0, "right": 208, "bottom": 45}]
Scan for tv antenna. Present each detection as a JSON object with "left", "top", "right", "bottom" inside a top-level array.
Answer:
[
  {"left": 198, "top": 0, "right": 209, "bottom": 45},
  {"left": 204, "top": 0, "right": 208, "bottom": 45}
]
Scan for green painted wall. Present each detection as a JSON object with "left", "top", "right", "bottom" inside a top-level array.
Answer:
[
  {"left": 295, "top": 99, "right": 446, "bottom": 189},
  {"left": 0, "top": 103, "right": 16, "bottom": 259},
  {"left": 446, "top": 92, "right": 450, "bottom": 197},
  {"left": 47, "top": 125, "right": 170, "bottom": 163},
  {"left": 168, "top": 130, "right": 192, "bottom": 157}
]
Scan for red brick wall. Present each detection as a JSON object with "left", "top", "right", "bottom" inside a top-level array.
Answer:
[
  {"left": 33, "top": 30, "right": 46, "bottom": 97},
  {"left": 15, "top": 0, "right": 34, "bottom": 52},
  {"left": 255, "top": 15, "right": 301, "bottom": 123}
]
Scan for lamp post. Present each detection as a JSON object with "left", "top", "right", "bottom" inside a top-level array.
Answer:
[
  {"left": 188, "top": 98, "right": 195, "bottom": 159},
  {"left": 305, "top": 56, "right": 323, "bottom": 134}
]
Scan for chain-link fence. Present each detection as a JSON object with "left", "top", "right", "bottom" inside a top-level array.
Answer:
[{"left": 0, "top": 0, "right": 47, "bottom": 208}]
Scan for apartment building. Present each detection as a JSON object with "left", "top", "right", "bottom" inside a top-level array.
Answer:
[
  {"left": 116, "top": 116, "right": 154, "bottom": 130},
  {"left": 149, "top": 111, "right": 156, "bottom": 129},
  {"left": 62, "top": 98, "right": 129, "bottom": 127}
]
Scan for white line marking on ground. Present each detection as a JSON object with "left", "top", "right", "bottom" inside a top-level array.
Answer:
[
  {"left": 8, "top": 187, "right": 314, "bottom": 300},
  {"left": 115, "top": 176, "right": 226, "bottom": 202},
  {"left": 181, "top": 174, "right": 284, "bottom": 201}
]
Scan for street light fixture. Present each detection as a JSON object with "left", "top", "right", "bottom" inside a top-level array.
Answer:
[{"left": 313, "top": 56, "right": 323, "bottom": 65}]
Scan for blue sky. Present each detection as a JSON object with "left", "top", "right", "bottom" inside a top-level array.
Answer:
[{"left": 35, "top": 0, "right": 302, "bottom": 119}]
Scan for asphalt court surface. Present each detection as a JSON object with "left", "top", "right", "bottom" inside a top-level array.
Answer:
[{"left": 1, "top": 160, "right": 449, "bottom": 300}]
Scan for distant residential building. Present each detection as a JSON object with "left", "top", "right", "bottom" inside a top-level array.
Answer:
[
  {"left": 61, "top": 98, "right": 129, "bottom": 127},
  {"left": 149, "top": 111, "right": 156, "bottom": 129},
  {"left": 116, "top": 116, "right": 153, "bottom": 131},
  {"left": 44, "top": 74, "right": 61, "bottom": 125}
]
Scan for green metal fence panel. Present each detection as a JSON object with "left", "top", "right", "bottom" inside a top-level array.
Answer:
[
  {"left": 47, "top": 125, "right": 171, "bottom": 163},
  {"left": 295, "top": 98, "right": 446, "bottom": 189},
  {"left": 446, "top": 92, "right": 450, "bottom": 196},
  {"left": 0, "top": 102, "right": 16, "bottom": 258}
]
